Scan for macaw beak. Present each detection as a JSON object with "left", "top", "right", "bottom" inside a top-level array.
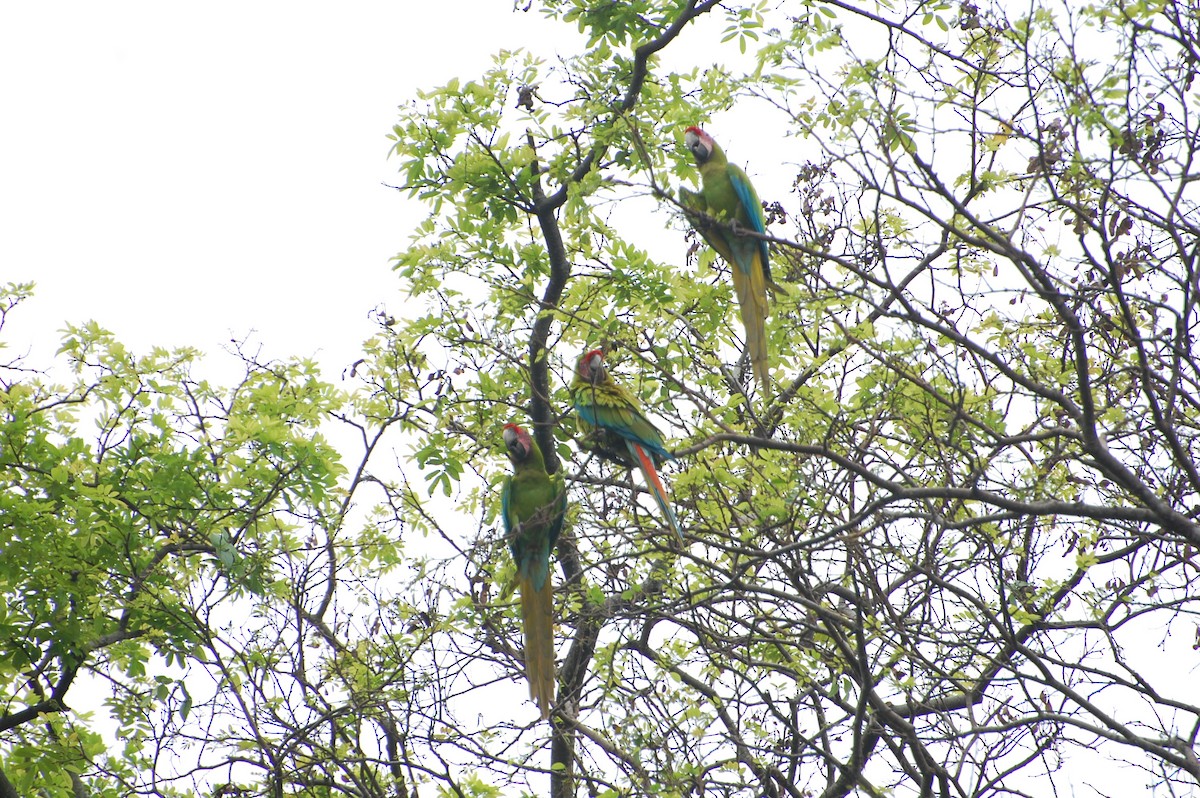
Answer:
[
  {"left": 503, "top": 424, "right": 526, "bottom": 458},
  {"left": 579, "top": 349, "right": 605, "bottom": 382},
  {"left": 587, "top": 353, "right": 605, "bottom": 382}
]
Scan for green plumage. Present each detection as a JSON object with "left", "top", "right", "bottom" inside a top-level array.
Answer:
[
  {"left": 681, "top": 125, "right": 780, "bottom": 393},
  {"left": 501, "top": 423, "right": 566, "bottom": 720},
  {"left": 571, "top": 350, "right": 682, "bottom": 543},
  {"left": 572, "top": 370, "right": 671, "bottom": 466}
]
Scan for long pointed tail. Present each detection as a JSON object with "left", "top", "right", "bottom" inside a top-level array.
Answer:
[
  {"left": 732, "top": 253, "right": 771, "bottom": 394},
  {"left": 518, "top": 571, "right": 556, "bottom": 720},
  {"left": 628, "top": 441, "right": 684, "bottom": 545}
]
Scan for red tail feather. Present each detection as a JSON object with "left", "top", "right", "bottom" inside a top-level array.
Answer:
[{"left": 630, "top": 443, "right": 684, "bottom": 544}]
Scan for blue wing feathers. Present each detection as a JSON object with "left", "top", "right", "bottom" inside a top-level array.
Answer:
[
  {"left": 730, "top": 172, "right": 765, "bottom": 234},
  {"left": 519, "top": 542, "right": 552, "bottom": 593},
  {"left": 576, "top": 405, "right": 599, "bottom": 426},
  {"left": 504, "top": 474, "right": 563, "bottom": 593},
  {"left": 730, "top": 168, "right": 771, "bottom": 274},
  {"left": 580, "top": 401, "right": 672, "bottom": 462},
  {"left": 627, "top": 435, "right": 672, "bottom": 463},
  {"left": 501, "top": 479, "right": 516, "bottom": 561}
]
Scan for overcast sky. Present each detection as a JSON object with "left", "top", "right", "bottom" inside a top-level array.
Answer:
[
  {"left": 2, "top": 5, "right": 1186, "bottom": 791},
  {"left": 0, "top": 2, "right": 571, "bottom": 380}
]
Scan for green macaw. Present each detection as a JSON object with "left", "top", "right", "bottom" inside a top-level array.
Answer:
[
  {"left": 679, "top": 125, "right": 781, "bottom": 393},
  {"left": 570, "top": 348, "right": 684, "bottom": 544},
  {"left": 501, "top": 422, "right": 567, "bottom": 720}
]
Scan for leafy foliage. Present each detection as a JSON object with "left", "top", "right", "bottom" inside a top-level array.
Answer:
[
  {"left": 0, "top": 284, "right": 345, "bottom": 795},
  {"left": 4, "top": 0, "right": 1200, "bottom": 796}
]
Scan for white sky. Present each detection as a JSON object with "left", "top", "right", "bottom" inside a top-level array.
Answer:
[
  {"left": 4, "top": 4, "right": 1184, "bottom": 790},
  {"left": 0, "top": 2, "right": 568, "bottom": 379}
]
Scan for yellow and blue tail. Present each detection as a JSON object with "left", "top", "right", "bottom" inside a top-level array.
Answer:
[
  {"left": 517, "top": 567, "right": 556, "bottom": 720},
  {"left": 731, "top": 248, "right": 770, "bottom": 394}
]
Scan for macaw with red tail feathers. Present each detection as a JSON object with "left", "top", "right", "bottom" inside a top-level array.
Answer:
[
  {"left": 570, "top": 349, "right": 684, "bottom": 545},
  {"left": 679, "top": 125, "right": 781, "bottom": 393},
  {"left": 501, "top": 422, "right": 567, "bottom": 720}
]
